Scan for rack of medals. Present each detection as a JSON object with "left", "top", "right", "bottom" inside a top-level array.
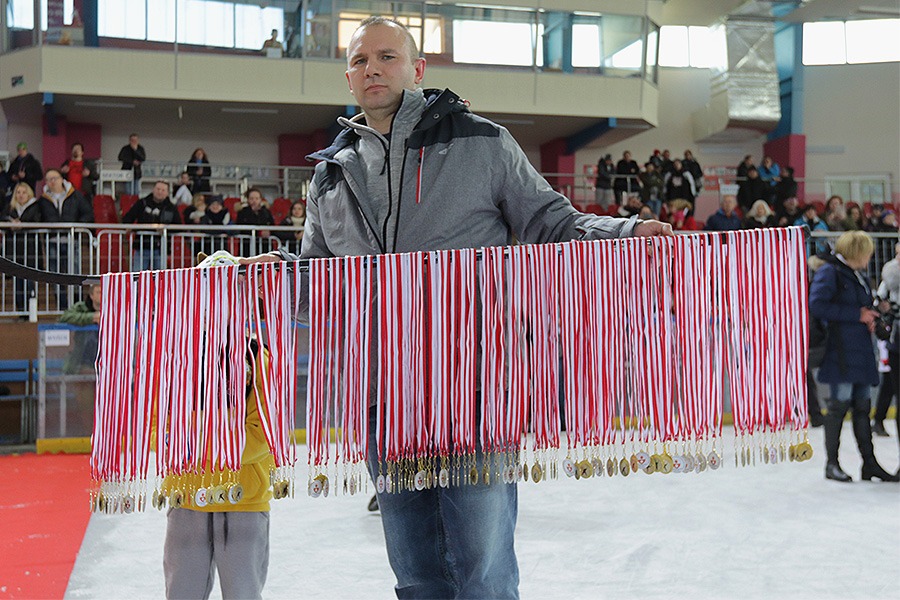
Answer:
[
  {"left": 90, "top": 260, "right": 302, "bottom": 514},
  {"left": 305, "top": 227, "right": 813, "bottom": 497}
]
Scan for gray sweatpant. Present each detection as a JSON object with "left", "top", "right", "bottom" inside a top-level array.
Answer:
[{"left": 164, "top": 508, "right": 270, "bottom": 600}]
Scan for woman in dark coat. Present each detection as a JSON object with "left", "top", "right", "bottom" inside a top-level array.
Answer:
[
  {"left": 187, "top": 147, "right": 212, "bottom": 193},
  {"left": 809, "top": 231, "right": 898, "bottom": 483}
]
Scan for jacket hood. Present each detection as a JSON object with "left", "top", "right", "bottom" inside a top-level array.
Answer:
[
  {"left": 42, "top": 178, "right": 74, "bottom": 200},
  {"left": 308, "top": 88, "right": 469, "bottom": 163}
]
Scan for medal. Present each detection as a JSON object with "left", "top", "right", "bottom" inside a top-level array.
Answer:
[
  {"left": 194, "top": 488, "right": 208, "bottom": 508},
  {"left": 531, "top": 463, "right": 543, "bottom": 483},
  {"left": 482, "top": 467, "right": 491, "bottom": 486},
  {"left": 171, "top": 490, "right": 184, "bottom": 508},
  {"left": 578, "top": 460, "right": 593, "bottom": 479},
  {"left": 414, "top": 470, "right": 427, "bottom": 491},
  {"left": 606, "top": 458, "right": 616, "bottom": 477},
  {"left": 376, "top": 474, "right": 386, "bottom": 494},
  {"left": 308, "top": 478, "right": 323, "bottom": 498},
  {"left": 636, "top": 451, "right": 651, "bottom": 470},
  {"left": 228, "top": 484, "right": 243, "bottom": 504},
  {"left": 619, "top": 457, "right": 630, "bottom": 477},
  {"left": 123, "top": 494, "right": 135, "bottom": 514},
  {"left": 707, "top": 451, "right": 720, "bottom": 470},
  {"left": 672, "top": 455, "right": 685, "bottom": 473},
  {"left": 438, "top": 469, "right": 450, "bottom": 488},
  {"left": 629, "top": 454, "right": 639, "bottom": 473},
  {"left": 562, "top": 458, "right": 576, "bottom": 478},
  {"left": 469, "top": 467, "right": 479, "bottom": 486}
]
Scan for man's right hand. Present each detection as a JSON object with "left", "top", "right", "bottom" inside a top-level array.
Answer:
[
  {"left": 859, "top": 307, "right": 879, "bottom": 332},
  {"left": 238, "top": 253, "right": 281, "bottom": 266}
]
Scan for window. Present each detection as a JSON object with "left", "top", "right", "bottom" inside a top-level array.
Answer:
[
  {"left": 8, "top": 0, "right": 76, "bottom": 29},
  {"left": 657, "top": 25, "right": 727, "bottom": 68},
  {"left": 571, "top": 23, "right": 600, "bottom": 68},
  {"left": 804, "top": 19, "right": 900, "bottom": 65},
  {"left": 452, "top": 20, "right": 542, "bottom": 67},
  {"left": 825, "top": 174, "right": 892, "bottom": 204}
]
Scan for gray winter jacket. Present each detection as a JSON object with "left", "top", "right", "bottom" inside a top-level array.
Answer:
[{"left": 294, "top": 87, "right": 637, "bottom": 261}]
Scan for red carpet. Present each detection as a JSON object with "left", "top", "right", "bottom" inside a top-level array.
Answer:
[{"left": 0, "top": 453, "right": 91, "bottom": 599}]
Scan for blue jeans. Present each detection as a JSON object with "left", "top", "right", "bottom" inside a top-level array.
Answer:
[
  {"left": 131, "top": 248, "right": 161, "bottom": 272},
  {"left": 126, "top": 178, "right": 141, "bottom": 196},
  {"left": 366, "top": 414, "right": 519, "bottom": 599}
]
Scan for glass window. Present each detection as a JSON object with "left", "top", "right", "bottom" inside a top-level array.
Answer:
[
  {"left": 98, "top": 0, "right": 147, "bottom": 41},
  {"left": 601, "top": 14, "right": 643, "bottom": 74},
  {"left": 802, "top": 21, "right": 846, "bottom": 65},
  {"left": 846, "top": 19, "right": 900, "bottom": 64},
  {"left": 147, "top": 0, "right": 176, "bottom": 43},
  {"left": 688, "top": 26, "right": 719, "bottom": 68},
  {"left": 234, "top": 5, "right": 284, "bottom": 50},
  {"left": 572, "top": 22, "right": 600, "bottom": 68},
  {"left": 658, "top": 25, "right": 688, "bottom": 67},
  {"left": 452, "top": 20, "right": 539, "bottom": 67}
]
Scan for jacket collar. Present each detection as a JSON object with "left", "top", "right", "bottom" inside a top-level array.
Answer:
[{"left": 308, "top": 88, "right": 469, "bottom": 163}]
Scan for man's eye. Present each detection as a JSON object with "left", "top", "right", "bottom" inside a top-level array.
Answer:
[
  {"left": 353, "top": 58, "right": 365, "bottom": 65},
  {"left": 382, "top": 54, "right": 395, "bottom": 60}
]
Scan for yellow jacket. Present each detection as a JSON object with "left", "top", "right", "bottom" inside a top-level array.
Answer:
[{"left": 159, "top": 348, "right": 275, "bottom": 513}]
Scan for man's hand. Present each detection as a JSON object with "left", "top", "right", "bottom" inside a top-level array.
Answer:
[
  {"left": 61, "top": 164, "right": 70, "bottom": 174},
  {"left": 238, "top": 253, "right": 281, "bottom": 266},
  {"left": 634, "top": 219, "right": 674, "bottom": 237},
  {"left": 82, "top": 168, "right": 91, "bottom": 177},
  {"left": 92, "top": 312, "right": 101, "bottom": 324}
]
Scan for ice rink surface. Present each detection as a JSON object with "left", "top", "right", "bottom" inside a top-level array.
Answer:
[{"left": 66, "top": 424, "right": 900, "bottom": 600}]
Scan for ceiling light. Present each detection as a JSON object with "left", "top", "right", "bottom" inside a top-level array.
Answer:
[
  {"left": 221, "top": 107, "right": 279, "bottom": 115},
  {"left": 74, "top": 101, "right": 135, "bottom": 109}
]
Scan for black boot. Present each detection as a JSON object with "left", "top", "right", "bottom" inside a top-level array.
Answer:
[
  {"left": 825, "top": 463, "right": 852, "bottom": 482},
  {"left": 861, "top": 460, "right": 899, "bottom": 482},
  {"left": 872, "top": 420, "right": 889, "bottom": 437},
  {"left": 851, "top": 400, "right": 899, "bottom": 482}
]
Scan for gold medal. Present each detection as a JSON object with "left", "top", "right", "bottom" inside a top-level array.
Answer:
[
  {"left": 469, "top": 467, "right": 479, "bottom": 486},
  {"left": 482, "top": 467, "right": 491, "bottom": 486},
  {"left": 788, "top": 444, "right": 796, "bottom": 462},
  {"left": 606, "top": 458, "right": 616, "bottom": 477},
  {"left": 630, "top": 454, "right": 639, "bottom": 473},
  {"left": 619, "top": 457, "right": 630, "bottom": 477},
  {"left": 531, "top": 463, "right": 543, "bottom": 483},
  {"left": 171, "top": 490, "right": 184, "bottom": 508},
  {"left": 228, "top": 484, "right": 244, "bottom": 504},
  {"left": 797, "top": 442, "right": 813, "bottom": 462},
  {"left": 578, "top": 460, "right": 593, "bottom": 479},
  {"left": 659, "top": 454, "right": 673, "bottom": 475}
]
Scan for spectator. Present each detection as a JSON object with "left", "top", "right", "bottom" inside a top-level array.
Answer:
[
  {"left": 664, "top": 159, "right": 696, "bottom": 205},
  {"left": 2, "top": 182, "right": 42, "bottom": 312},
  {"left": 648, "top": 149, "right": 663, "bottom": 170},
  {"left": 199, "top": 196, "right": 232, "bottom": 255},
  {"left": 809, "top": 231, "right": 898, "bottom": 482},
  {"left": 842, "top": 205, "right": 864, "bottom": 230},
  {"left": 757, "top": 155, "right": 780, "bottom": 194},
  {"left": 39, "top": 168, "right": 93, "bottom": 310},
  {"left": 614, "top": 151, "right": 639, "bottom": 201},
  {"left": 185, "top": 193, "right": 207, "bottom": 224},
  {"left": 665, "top": 198, "right": 701, "bottom": 231},
  {"left": 736, "top": 154, "right": 755, "bottom": 203},
  {"left": 118, "top": 133, "right": 146, "bottom": 196},
  {"left": 659, "top": 149, "right": 674, "bottom": 177},
  {"left": 775, "top": 196, "right": 802, "bottom": 227},
  {"left": 825, "top": 204, "right": 847, "bottom": 232},
  {"left": 59, "top": 283, "right": 101, "bottom": 374},
  {"left": 795, "top": 204, "right": 830, "bottom": 254},
  {"left": 6, "top": 142, "right": 42, "bottom": 194},
  {"left": 681, "top": 149, "right": 703, "bottom": 193},
  {"left": 617, "top": 194, "right": 643, "bottom": 218},
  {"left": 824, "top": 195, "right": 844, "bottom": 221},
  {"left": 60, "top": 142, "right": 99, "bottom": 200},
  {"left": 705, "top": 194, "right": 742, "bottom": 231},
  {"left": 870, "top": 210, "right": 898, "bottom": 232},
  {"left": 122, "top": 180, "right": 181, "bottom": 271},
  {"left": 736, "top": 167, "right": 769, "bottom": 213},
  {"left": 276, "top": 200, "right": 306, "bottom": 242},
  {"left": 236, "top": 188, "right": 274, "bottom": 255},
  {"left": 173, "top": 172, "right": 194, "bottom": 206},
  {"left": 742, "top": 199, "right": 776, "bottom": 229},
  {"left": 262, "top": 29, "right": 284, "bottom": 51},
  {"left": 637, "top": 162, "right": 664, "bottom": 215},
  {"left": 864, "top": 204, "right": 885, "bottom": 231},
  {"left": 872, "top": 242, "right": 899, "bottom": 438},
  {"left": 774, "top": 166, "right": 798, "bottom": 210},
  {"left": 187, "top": 148, "right": 211, "bottom": 193},
  {"left": 594, "top": 154, "right": 615, "bottom": 208}
]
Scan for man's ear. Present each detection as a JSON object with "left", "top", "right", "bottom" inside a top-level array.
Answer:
[{"left": 413, "top": 57, "right": 426, "bottom": 85}]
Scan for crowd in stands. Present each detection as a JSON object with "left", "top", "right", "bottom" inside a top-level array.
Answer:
[
  {"left": 595, "top": 149, "right": 898, "bottom": 236},
  {"left": 0, "top": 138, "right": 309, "bottom": 269}
]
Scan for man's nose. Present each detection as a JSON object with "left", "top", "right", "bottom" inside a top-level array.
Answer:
[{"left": 364, "top": 61, "right": 380, "bottom": 77}]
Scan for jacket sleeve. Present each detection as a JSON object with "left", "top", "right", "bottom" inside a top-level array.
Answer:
[
  {"left": 298, "top": 168, "right": 334, "bottom": 261},
  {"left": 491, "top": 128, "right": 636, "bottom": 244},
  {"left": 76, "top": 192, "right": 94, "bottom": 223},
  {"left": 117, "top": 146, "right": 127, "bottom": 163},
  {"left": 27, "top": 157, "right": 43, "bottom": 183},
  {"left": 809, "top": 264, "right": 862, "bottom": 323},
  {"left": 59, "top": 303, "right": 96, "bottom": 326},
  {"left": 86, "top": 159, "right": 100, "bottom": 182},
  {"left": 135, "top": 146, "right": 146, "bottom": 162}
]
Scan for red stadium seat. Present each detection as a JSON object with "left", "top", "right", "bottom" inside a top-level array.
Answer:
[
  {"left": 846, "top": 201, "right": 859, "bottom": 211},
  {"left": 92, "top": 195, "right": 119, "bottom": 224},
  {"left": 811, "top": 201, "right": 825, "bottom": 215},
  {"left": 98, "top": 235, "right": 124, "bottom": 274},
  {"left": 168, "top": 236, "right": 193, "bottom": 269},
  {"left": 271, "top": 197, "right": 291, "bottom": 224},
  {"left": 863, "top": 202, "right": 873, "bottom": 217},
  {"left": 119, "top": 194, "right": 139, "bottom": 216},
  {"left": 224, "top": 197, "right": 241, "bottom": 221}
]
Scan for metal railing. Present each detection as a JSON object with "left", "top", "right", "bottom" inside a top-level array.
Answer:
[{"left": 2, "top": 223, "right": 897, "bottom": 318}]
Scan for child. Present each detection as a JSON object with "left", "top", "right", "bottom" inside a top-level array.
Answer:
[{"left": 162, "top": 251, "right": 275, "bottom": 600}]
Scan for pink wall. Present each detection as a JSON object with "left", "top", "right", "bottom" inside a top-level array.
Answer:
[
  {"left": 763, "top": 133, "right": 806, "bottom": 200},
  {"left": 540, "top": 138, "right": 575, "bottom": 189}
]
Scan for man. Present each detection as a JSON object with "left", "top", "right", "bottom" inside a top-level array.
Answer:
[
  {"left": 736, "top": 166, "right": 769, "bottom": 213},
  {"left": 775, "top": 196, "right": 802, "bottom": 227},
  {"left": 7, "top": 142, "right": 43, "bottom": 194},
  {"left": 243, "top": 17, "right": 671, "bottom": 599},
  {"left": 682, "top": 149, "right": 703, "bottom": 193},
  {"left": 173, "top": 171, "right": 194, "bottom": 206},
  {"left": 60, "top": 142, "right": 99, "bottom": 199},
  {"left": 664, "top": 159, "right": 696, "bottom": 205},
  {"left": 614, "top": 150, "right": 639, "bottom": 202},
  {"left": 637, "top": 161, "right": 664, "bottom": 215},
  {"left": 594, "top": 154, "right": 614, "bottom": 208},
  {"left": 122, "top": 180, "right": 181, "bottom": 271},
  {"left": 705, "top": 195, "right": 742, "bottom": 231},
  {"left": 118, "top": 133, "right": 146, "bottom": 195}
]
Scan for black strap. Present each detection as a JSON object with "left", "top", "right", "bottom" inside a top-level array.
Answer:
[{"left": 0, "top": 256, "right": 99, "bottom": 287}]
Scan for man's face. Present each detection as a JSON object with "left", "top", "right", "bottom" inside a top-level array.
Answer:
[
  {"left": 181, "top": 173, "right": 190, "bottom": 185},
  {"left": 722, "top": 196, "right": 737, "bottom": 213},
  {"left": 345, "top": 24, "right": 425, "bottom": 117},
  {"left": 17, "top": 147, "right": 27, "bottom": 158},
  {"left": 46, "top": 172, "right": 64, "bottom": 192},
  {"left": 152, "top": 183, "right": 168, "bottom": 201},
  {"left": 71, "top": 144, "right": 83, "bottom": 158},
  {"left": 130, "top": 135, "right": 139, "bottom": 147},
  {"left": 90, "top": 285, "right": 102, "bottom": 307}
]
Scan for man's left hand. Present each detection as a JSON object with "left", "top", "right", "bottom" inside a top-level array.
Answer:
[{"left": 634, "top": 219, "right": 674, "bottom": 237}]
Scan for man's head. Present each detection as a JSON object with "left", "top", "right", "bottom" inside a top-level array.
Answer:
[
  {"left": 152, "top": 180, "right": 169, "bottom": 202},
  {"left": 180, "top": 172, "right": 190, "bottom": 185},
  {"left": 129, "top": 133, "right": 139, "bottom": 146},
  {"left": 89, "top": 283, "right": 102, "bottom": 308},
  {"left": 784, "top": 196, "right": 799, "bottom": 210},
  {"left": 16, "top": 142, "right": 27, "bottom": 157},
  {"left": 644, "top": 162, "right": 655, "bottom": 172},
  {"left": 44, "top": 168, "right": 65, "bottom": 193},
  {"left": 246, "top": 187, "right": 264, "bottom": 210},
  {"left": 662, "top": 149, "right": 671, "bottom": 159},
  {"left": 684, "top": 150, "right": 694, "bottom": 160},
  {"left": 803, "top": 204, "right": 818, "bottom": 220},
  {"left": 208, "top": 196, "right": 224, "bottom": 213},
  {"left": 623, "top": 151, "right": 632, "bottom": 161},
  {"left": 345, "top": 17, "right": 425, "bottom": 128},
  {"left": 71, "top": 143, "right": 84, "bottom": 159},
  {"left": 672, "top": 159, "right": 683, "bottom": 171},
  {"left": 743, "top": 154, "right": 753, "bottom": 165},
  {"left": 721, "top": 195, "right": 737, "bottom": 214},
  {"left": 747, "top": 167, "right": 759, "bottom": 179}
]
